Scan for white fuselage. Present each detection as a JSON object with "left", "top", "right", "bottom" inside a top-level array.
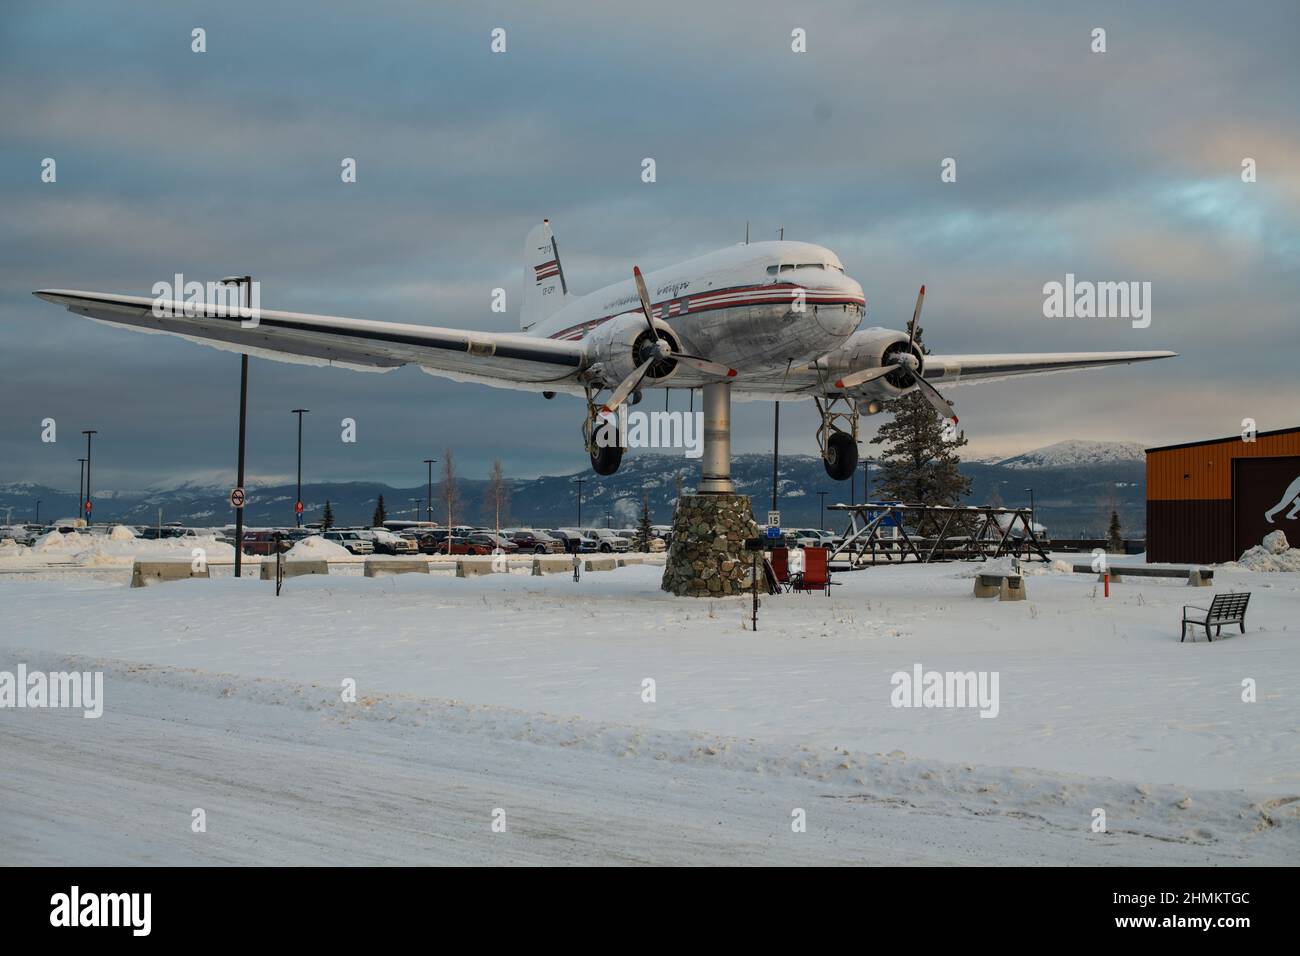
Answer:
[{"left": 531, "top": 240, "right": 866, "bottom": 373}]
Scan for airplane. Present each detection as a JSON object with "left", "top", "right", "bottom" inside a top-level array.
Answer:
[{"left": 34, "top": 219, "right": 1175, "bottom": 482}]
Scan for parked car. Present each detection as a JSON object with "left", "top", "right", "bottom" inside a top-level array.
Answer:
[
  {"left": 549, "top": 529, "right": 599, "bottom": 553},
  {"left": 502, "top": 529, "right": 563, "bottom": 554},
  {"left": 433, "top": 535, "right": 492, "bottom": 556},
  {"left": 322, "top": 530, "right": 373, "bottom": 555},
  {"left": 416, "top": 529, "right": 450, "bottom": 554},
  {"left": 242, "top": 530, "right": 292, "bottom": 556},
  {"left": 371, "top": 528, "right": 418, "bottom": 555},
  {"left": 580, "top": 528, "right": 631, "bottom": 553},
  {"left": 468, "top": 532, "right": 519, "bottom": 554},
  {"left": 789, "top": 529, "right": 837, "bottom": 549}
]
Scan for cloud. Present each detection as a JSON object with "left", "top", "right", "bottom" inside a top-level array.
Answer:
[{"left": 1, "top": 0, "right": 1297, "bottom": 487}]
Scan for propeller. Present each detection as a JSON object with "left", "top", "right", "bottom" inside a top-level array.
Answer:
[
  {"left": 600, "top": 267, "right": 736, "bottom": 414},
  {"left": 833, "top": 284, "right": 957, "bottom": 423}
]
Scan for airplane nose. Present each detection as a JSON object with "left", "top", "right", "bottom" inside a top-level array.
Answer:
[{"left": 810, "top": 274, "right": 865, "bottom": 338}]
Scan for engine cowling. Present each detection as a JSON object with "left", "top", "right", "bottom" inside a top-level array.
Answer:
[
  {"left": 821, "top": 328, "right": 923, "bottom": 394},
  {"left": 583, "top": 312, "right": 683, "bottom": 387}
]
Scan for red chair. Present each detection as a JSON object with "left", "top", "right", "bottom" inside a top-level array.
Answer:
[
  {"left": 769, "top": 547, "right": 789, "bottom": 585},
  {"left": 791, "top": 547, "right": 830, "bottom": 594}
]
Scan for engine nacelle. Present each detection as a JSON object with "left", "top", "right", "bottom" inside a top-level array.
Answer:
[
  {"left": 820, "top": 328, "right": 923, "bottom": 395},
  {"left": 583, "top": 312, "right": 682, "bottom": 386}
]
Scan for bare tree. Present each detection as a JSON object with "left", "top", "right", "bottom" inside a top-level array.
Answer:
[
  {"left": 482, "top": 460, "right": 511, "bottom": 531},
  {"left": 442, "top": 449, "right": 461, "bottom": 529}
]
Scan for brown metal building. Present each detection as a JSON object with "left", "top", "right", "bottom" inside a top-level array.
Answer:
[{"left": 1146, "top": 426, "right": 1300, "bottom": 563}]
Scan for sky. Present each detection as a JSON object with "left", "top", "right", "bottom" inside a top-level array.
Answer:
[{"left": 2, "top": 0, "right": 1297, "bottom": 491}]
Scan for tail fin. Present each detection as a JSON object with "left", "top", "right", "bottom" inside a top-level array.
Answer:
[{"left": 520, "top": 219, "right": 570, "bottom": 333}]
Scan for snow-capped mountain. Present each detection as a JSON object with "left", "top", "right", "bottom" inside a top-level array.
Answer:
[{"left": 997, "top": 439, "right": 1147, "bottom": 469}]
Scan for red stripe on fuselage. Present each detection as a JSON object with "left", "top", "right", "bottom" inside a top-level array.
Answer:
[{"left": 546, "top": 282, "right": 863, "bottom": 341}]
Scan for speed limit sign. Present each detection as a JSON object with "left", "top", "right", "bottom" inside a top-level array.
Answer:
[{"left": 230, "top": 487, "right": 246, "bottom": 509}]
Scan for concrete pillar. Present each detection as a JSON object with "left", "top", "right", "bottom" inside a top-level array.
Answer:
[{"left": 699, "top": 381, "right": 734, "bottom": 494}]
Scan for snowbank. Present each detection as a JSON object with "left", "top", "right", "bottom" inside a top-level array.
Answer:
[
  {"left": 285, "top": 535, "right": 352, "bottom": 561},
  {"left": 2, "top": 531, "right": 236, "bottom": 567},
  {"left": 109, "top": 524, "right": 137, "bottom": 541},
  {"left": 1232, "top": 529, "right": 1300, "bottom": 572}
]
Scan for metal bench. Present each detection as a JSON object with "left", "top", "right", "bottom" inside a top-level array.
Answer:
[{"left": 1181, "top": 592, "right": 1250, "bottom": 643}]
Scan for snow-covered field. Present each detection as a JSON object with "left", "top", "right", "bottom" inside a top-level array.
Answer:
[{"left": 2, "top": 555, "right": 1297, "bottom": 865}]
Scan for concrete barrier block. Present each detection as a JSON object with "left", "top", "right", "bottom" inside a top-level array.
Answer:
[
  {"left": 533, "top": 556, "right": 574, "bottom": 575},
  {"left": 260, "top": 559, "right": 329, "bottom": 580},
  {"left": 999, "top": 576, "right": 1026, "bottom": 602},
  {"left": 973, "top": 574, "right": 1001, "bottom": 598},
  {"left": 1187, "top": 569, "right": 1212, "bottom": 587},
  {"left": 456, "top": 557, "right": 500, "bottom": 577},
  {"left": 363, "top": 558, "right": 429, "bottom": 577},
  {"left": 131, "top": 560, "right": 209, "bottom": 588},
  {"left": 617, "top": 556, "right": 645, "bottom": 567},
  {"left": 584, "top": 556, "right": 618, "bottom": 572}
]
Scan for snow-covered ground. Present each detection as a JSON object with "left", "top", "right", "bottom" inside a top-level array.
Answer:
[{"left": 2, "top": 557, "right": 1297, "bottom": 865}]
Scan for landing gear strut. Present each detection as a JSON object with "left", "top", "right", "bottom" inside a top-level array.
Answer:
[
  {"left": 814, "top": 395, "right": 860, "bottom": 481},
  {"left": 582, "top": 384, "right": 624, "bottom": 476}
]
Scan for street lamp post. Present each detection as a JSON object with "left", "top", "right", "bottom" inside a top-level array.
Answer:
[
  {"left": 573, "top": 477, "right": 586, "bottom": 526},
  {"left": 410, "top": 497, "right": 422, "bottom": 520},
  {"left": 423, "top": 459, "right": 437, "bottom": 524},
  {"left": 35, "top": 499, "right": 41, "bottom": 524},
  {"left": 291, "top": 409, "right": 309, "bottom": 527},
  {"left": 1024, "top": 487, "right": 1035, "bottom": 528},
  {"left": 817, "top": 491, "right": 828, "bottom": 531},
  {"left": 220, "top": 276, "right": 252, "bottom": 579},
  {"left": 81, "top": 430, "right": 97, "bottom": 526},
  {"left": 77, "top": 458, "right": 86, "bottom": 523}
]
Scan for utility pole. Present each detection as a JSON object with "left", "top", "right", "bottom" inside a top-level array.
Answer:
[
  {"left": 863, "top": 457, "right": 872, "bottom": 503},
  {"left": 35, "top": 499, "right": 41, "bottom": 524},
  {"left": 424, "top": 458, "right": 437, "bottom": 524},
  {"left": 817, "top": 491, "right": 828, "bottom": 531},
  {"left": 771, "top": 402, "right": 780, "bottom": 512},
  {"left": 1025, "top": 487, "right": 1035, "bottom": 529},
  {"left": 291, "top": 409, "right": 309, "bottom": 527},
  {"left": 81, "top": 430, "right": 97, "bottom": 526},
  {"left": 220, "top": 276, "right": 252, "bottom": 579},
  {"left": 573, "top": 477, "right": 586, "bottom": 526}
]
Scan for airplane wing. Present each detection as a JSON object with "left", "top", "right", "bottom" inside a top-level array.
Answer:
[
  {"left": 920, "top": 350, "right": 1177, "bottom": 385},
  {"left": 33, "top": 290, "right": 588, "bottom": 394}
]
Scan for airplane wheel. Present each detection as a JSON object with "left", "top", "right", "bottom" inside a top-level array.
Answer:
[
  {"left": 823, "top": 430, "right": 858, "bottom": 481},
  {"left": 590, "top": 443, "right": 623, "bottom": 476}
]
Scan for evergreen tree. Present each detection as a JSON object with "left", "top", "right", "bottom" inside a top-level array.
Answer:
[
  {"left": 372, "top": 495, "right": 387, "bottom": 527},
  {"left": 867, "top": 326, "right": 971, "bottom": 535},
  {"left": 322, "top": 500, "right": 335, "bottom": 530},
  {"left": 635, "top": 494, "right": 654, "bottom": 552},
  {"left": 1107, "top": 509, "right": 1123, "bottom": 553}
]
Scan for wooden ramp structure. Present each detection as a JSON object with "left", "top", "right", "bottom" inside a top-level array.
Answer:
[{"left": 827, "top": 502, "right": 1050, "bottom": 570}]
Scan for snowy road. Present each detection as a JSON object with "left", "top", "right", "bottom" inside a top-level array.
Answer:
[{"left": 2, "top": 561, "right": 1298, "bottom": 864}]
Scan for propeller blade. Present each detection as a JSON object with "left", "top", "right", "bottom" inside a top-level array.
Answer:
[
  {"left": 909, "top": 284, "right": 926, "bottom": 342},
  {"left": 601, "top": 355, "right": 656, "bottom": 414},
  {"left": 672, "top": 352, "right": 736, "bottom": 377},
  {"left": 632, "top": 266, "right": 659, "bottom": 340},
  {"left": 910, "top": 372, "right": 957, "bottom": 422},
  {"left": 834, "top": 365, "right": 895, "bottom": 390}
]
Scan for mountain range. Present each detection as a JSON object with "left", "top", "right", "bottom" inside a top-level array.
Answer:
[{"left": 0, "top": 440, "right": 1148, "bottom": 538}]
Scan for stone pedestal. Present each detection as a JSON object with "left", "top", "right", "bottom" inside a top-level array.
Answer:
[{"left": 661, "top": 493, "right": 759, "bottom": 597}]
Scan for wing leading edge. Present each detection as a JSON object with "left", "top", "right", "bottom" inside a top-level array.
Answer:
[
  {"left": 920, "top": 350, "right": 1177, "bottom": 386},
  {"left": 34, "top": 290, "right": 587, "bottom": 393}
]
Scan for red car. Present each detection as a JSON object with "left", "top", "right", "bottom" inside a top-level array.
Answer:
[{"left": 431, "top": 535, "right": 492, "bottom": 556}]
